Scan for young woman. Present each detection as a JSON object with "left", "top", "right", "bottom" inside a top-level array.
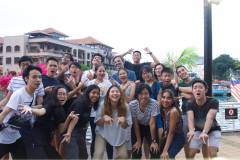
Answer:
[
  {"left": 141, "top": 65, "right": 161, "bottom": 100},
  {"left": 63, "top": 84, "right": 100, "bottom": 159},
  {"left": 32, "top": 85, "right": 79, "bottom": 159},
  {"left": 154, "top": 63, "right": 165, "bottom": 82},
  {"left": 86, "top": 64, "right": 113, "bottom": 158},
  {"left": 159, "top": 89, "right": 185, "bottom": 159},
  {"left": 94, "top": 85, "right": 132, "bottom": 159},
  {"left": 119, "top": 68, "right": 136, "bottom": 103},
  {"left": 129, "top": 83, "right": 160, "bottom": 159}
]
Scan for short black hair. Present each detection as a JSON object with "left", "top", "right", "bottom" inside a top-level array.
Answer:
[
  {"left": 94, "top": 64, "right": 105, "bottom": 72},
  {"left": 64, "top": 53, "right": 74, "bottom": 62},
  {"left": 22, "top": 65, "right": 42, "bottom": 84},
  {"left": 135, "top": 83, "right": 152, "bottom": 99},
  {"left": 133, "top": 50, "right": 141, "bottom": 56},
  {"left": 192, "top": 79, "right": 208, "bottom": 89},
  {"left": 112, "top": 55, "right": 124, "bottom": 63},
  {"left": 46, "top": 57, "right": 58, "bottom": 64},
  {"left": 18, "top": 56, "right": 33, "bottom": 66},
  {"left": 92, "top": 53, "right": 104, "bottom": 63},
  {"left": 161, "top": 67, "right": 173, "bottom": 76},
  {"left": 69, "top": 62, "right": 81, "bottom": 69},
  {"left": 176, "top": 65, "right": 188, "bottom": 74}
]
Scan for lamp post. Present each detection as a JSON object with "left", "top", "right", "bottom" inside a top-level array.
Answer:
[{"left": 204, "top": 0, "right": 212, "bottom": 96}]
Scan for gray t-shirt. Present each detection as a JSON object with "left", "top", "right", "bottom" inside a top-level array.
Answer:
[
  {"left": 129, "top": 99, "right": 159, "bottom": 126},
  {"left": 95, "top": 103, "right": 132, "bottom": 146},
  {"left": 0, "top": 87, "right": 36, "bottom": 144}
]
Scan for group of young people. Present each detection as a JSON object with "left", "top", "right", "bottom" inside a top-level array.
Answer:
[{"left": 0, "top": 48, "right": 221, "bottom": 159}]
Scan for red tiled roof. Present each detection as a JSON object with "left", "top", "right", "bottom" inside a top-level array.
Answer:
[
  {"left": 66, "top": 36, "right": 113, "bottom": 48},
  {"left": 28, "top": 28, "right": 68, "bottom": 37},
  {"left": 0, "top": 37, "right": 3, "bottom": 44}
]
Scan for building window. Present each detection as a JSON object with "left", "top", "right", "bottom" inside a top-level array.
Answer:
[
  {"left": 87, "top": 53, "right": 90, "bottom": 59},
  {"left": 14, "top": 45, "right": 20, "bottom": 52},
  {"left": 0, "top": 46, "right": 3, "bottom": 53},
  {"left": 14, "top": 57, "right": 20, "bottom": 64},
  {"left": 73, "top": 49, "right": 77, "bottom": 57},
  {"left": 6, "top": 46, "right": 12, "bottom": 52},
  {"left": 0, "top": 57, "right": 2, "bottom": 65},
  {"left": 6, "top": 57, "right": 11, "bottom": 64}
]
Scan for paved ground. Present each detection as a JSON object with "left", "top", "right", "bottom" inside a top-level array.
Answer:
[{"left": 176, "top": 131, "right": 240, "bottom": 160}]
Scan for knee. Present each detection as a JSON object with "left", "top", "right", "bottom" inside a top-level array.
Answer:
[
  {"left": 188, "top": 149, "right": 199, "bottom": 158},
  {"left": 208, "top": 147, "right": 218, "bottom": 158},
  {"left": 93, "top": 149, "right": 104, "bottom": 159}
]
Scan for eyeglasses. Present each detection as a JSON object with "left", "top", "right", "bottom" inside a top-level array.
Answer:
[{"left": 31, "top": 75, "right": 42, "bottom": 79}]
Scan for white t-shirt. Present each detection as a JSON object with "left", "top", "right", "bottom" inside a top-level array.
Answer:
[
  {"left": 7, "top": 76, "right": 45, "bottom": 96},
  {"left": 81, "top": 69, "right": 109, "bottom": 85},
  {"left": 0, "top": 87, "right": 36, "bottom": 144}
]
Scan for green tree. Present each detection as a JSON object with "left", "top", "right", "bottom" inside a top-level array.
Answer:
[
  {"left": 212, "top": 54, "right": 239, "bottom": 80},
  {"left": 80, "top": 64, "right": 90, "bottom": 71},
  {"left": 163, "top": 47, "right": 199, "bottom": 69}
]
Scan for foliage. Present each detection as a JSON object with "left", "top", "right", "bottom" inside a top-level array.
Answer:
[
  {"left": 213, "top": 54, "right": 240, "bottom": 80},
  {"left": 80, "top": 64, "right": 90, "bottom": 71},
  {"left": 163, "top": 47, "right": 199, "bottom": 70}
]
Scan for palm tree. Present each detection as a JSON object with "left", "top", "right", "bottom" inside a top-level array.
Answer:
[{"left": 164, "top": 47, "right": 199, "bottom": 70}]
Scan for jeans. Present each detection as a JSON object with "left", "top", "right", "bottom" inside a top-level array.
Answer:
[
  {"left": 63, "top": 128, "right": 88, "bottom": 159},
  {"left": 93, "top": 134, "right": 128, "bottom": 159}
]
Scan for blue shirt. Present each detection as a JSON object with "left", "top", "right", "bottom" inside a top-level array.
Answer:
[
  {"left": 112, "top": 69, "right": 137, "bottom": 84},
  {"left": 42, "top": 75, "right": 60, "bottom": 88}
]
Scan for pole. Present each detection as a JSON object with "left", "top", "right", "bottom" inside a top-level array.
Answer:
[{"left": 204, "top": 0, "right": 212, "bottom": 96}]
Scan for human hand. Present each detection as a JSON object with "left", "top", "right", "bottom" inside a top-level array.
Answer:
[
  {"left": 144, "top": 47, "right": 152, "bottom": 54},
  {"left": 187, "top": 130, "right": 195, "bottom": 142},
  {"left": 87, "top": 71, "right": 94, "bottom": 80},
  {"left": 61, "top": 133, "right": 71, "bottom": 144},
  {"left": 103, "top": 115, "right": 113, "bottom": 125},
  {"left": 132, "top": 141, "right": 141, "bottom": 153},
  {"left": 18, "top": 105, "right": 32, "bottom": 115},
  {"left": 117, "top": 116, "right": 126, "bottom": 125},
  {"left": 150, "top": 142, "right": 159, "bottom": 153},
  {"left": 199, "top": 131, "right": 208, "bottom": 144},
  {"left": 160, "top": 151, "right": 169, "bottom": 160},
  {"left": 44, "top": 86, "right": 54, "bottom": 93}
]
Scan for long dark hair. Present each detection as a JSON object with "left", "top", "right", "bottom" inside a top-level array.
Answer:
[
  {"left": 82, "top": 84, "right": 100, "bottom": 111},
  {"left": 160, "top": 89, "right": 181, "bottom": 115},
  {"left": 103, "top": 85, "right": 127, "bottom": 117}
]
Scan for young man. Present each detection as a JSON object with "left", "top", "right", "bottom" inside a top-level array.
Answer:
[
  {"left": 0, "top": 56, "right": 45, "bottom": 107},
  {"left": 111, "top": 55, "right": 136, "bottom": 84},
  {"left": 119, "top": 48, "right": 160, "bottom": 82},
  {"left": 81, "top": 53, "right": 108, "bottom": 85},
  {"left": 176, "top": 65, "right": 198, "bottom": 158},
  {"left": 42, "top": 57, "right": 60, "bottom": 93},
  {"left": 187, "top": 79, "right": 221, "bottom": 159},
  {"left": 0, "top": 65, "right": 46, "bottom": 159}
]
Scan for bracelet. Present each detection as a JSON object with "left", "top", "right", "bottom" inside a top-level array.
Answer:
[
  {"left": 149, "top": 52, "right": 152, "bottom": 55},
  {"left": 151, "top": 139, "right": 157, "bottom": 143}
]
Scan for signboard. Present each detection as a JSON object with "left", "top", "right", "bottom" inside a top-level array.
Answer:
[{"left": 225, "top": 108, "right": 238, "bottom": 119}]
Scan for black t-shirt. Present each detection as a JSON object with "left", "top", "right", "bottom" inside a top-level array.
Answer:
[
  {"left": 187, "top": 97, "right": 221, "bottom": 132},
  {"left": 124, "top": 61, "right": 151, "bottom": 82},
  {"left": 32, "top": 103, "right": 66, "bottom": 145},
  {"left": 42, "top": 75, "right": 61, "bottom": 88},
  {"left": 69, "top": 96, "right": 92, "bottom": 129},
  {"left": 160, "top": 82, "right": 179, "bottom": 97}
]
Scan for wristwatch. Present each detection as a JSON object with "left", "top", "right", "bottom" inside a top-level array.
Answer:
[{"left": 152, "top": 139, "right": 157, "bottom": 143}]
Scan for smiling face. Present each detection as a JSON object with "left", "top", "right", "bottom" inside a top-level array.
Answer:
[
  {"left": 155, "top": 64, "right": 164, "bottom": 77},
  {"left": 138, "top": 88, "right": 150, "bottom": 106},
  {"left": 109, "top": 86, "right": 121, "bottom": 103},
  {"left": 132, "top": 52, "right": 141, "bottom": 64},
  {"left": 57, "top": 88, "right": 67, "bottom": 106},
  {"left": 113, "top": 57, "right": 124, "bottom": 70},
  {"left": 69, "top": 64, "right": 80, "bottom": 76},
  {"left": 95, "top": 65, "right": 105, "bottom": 81},
  {"left": 142, "top": 70, "right": 153, "bottom": 82},
  {"left": 118, "top": 69, "right": 128, "bottom": 83},
  {"left": 176, "top": 66, "right": 189, "bottom": 80},
  {"left": 192, "top": 82, "right": 207, "bottom": 101},
  {"left": 92, "top": 55, "right": 103, "bottom": 66},
  {"left": 89, "top": 88, "right": 100, "bottom": 103},
  {"left": 161, "top": 91, "right": 174, "bottom": 108}
]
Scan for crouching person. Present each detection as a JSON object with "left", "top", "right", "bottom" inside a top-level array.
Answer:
[
  {"left": 93, "top": 85, "right": 132, "bottom": 159},
  {"left": 187, "top": 79, "right": 221, "bottom": 159}
]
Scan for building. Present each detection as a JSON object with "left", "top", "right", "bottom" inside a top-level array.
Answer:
[{"left": 0, "top": 28, "right": 114, "bottom": 74}]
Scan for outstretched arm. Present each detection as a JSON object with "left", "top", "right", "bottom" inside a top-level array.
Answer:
[{"left": 144, "top": 47, "right": 160, "bottom": 67}]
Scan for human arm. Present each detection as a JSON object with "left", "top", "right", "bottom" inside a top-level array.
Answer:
[
  {"left": 149, "top": 116, "right": 159, "bottom": 153},
  {"left": 118, "top": 48, "right": 134, "bottom": 58},
  {"left": 187, "top": 110, "right": 195, "bottom": 142},
  {"left": 0, "top": 107, "right": 13, "bottom": 124},
  {"left": 144, "top": 47, "right": 160, "bottom": 67},
  {"left": 67, "top": 81, "right": 84, "bottom": 99},
  {"left": 132, "top": 118, "right": 142, "bottom": 153},
  {"left": 0, "top": 91, "right": 12, "bottom": 108}
]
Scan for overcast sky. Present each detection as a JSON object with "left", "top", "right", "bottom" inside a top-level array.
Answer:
[{"left": 1, "top": 0, "right": 239, "bottom": 61}]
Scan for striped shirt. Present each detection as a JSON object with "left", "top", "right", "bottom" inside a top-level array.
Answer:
[
  {"left": 7, "top": 76, "right": 45, "bottom": 96},
  {"left": 129, "top": 99, "right": 159, "bottom": 126}
]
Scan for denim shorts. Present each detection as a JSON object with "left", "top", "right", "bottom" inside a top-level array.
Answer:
[{"left": 189, "top": 130, "right": 221, "bottom": 150}]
